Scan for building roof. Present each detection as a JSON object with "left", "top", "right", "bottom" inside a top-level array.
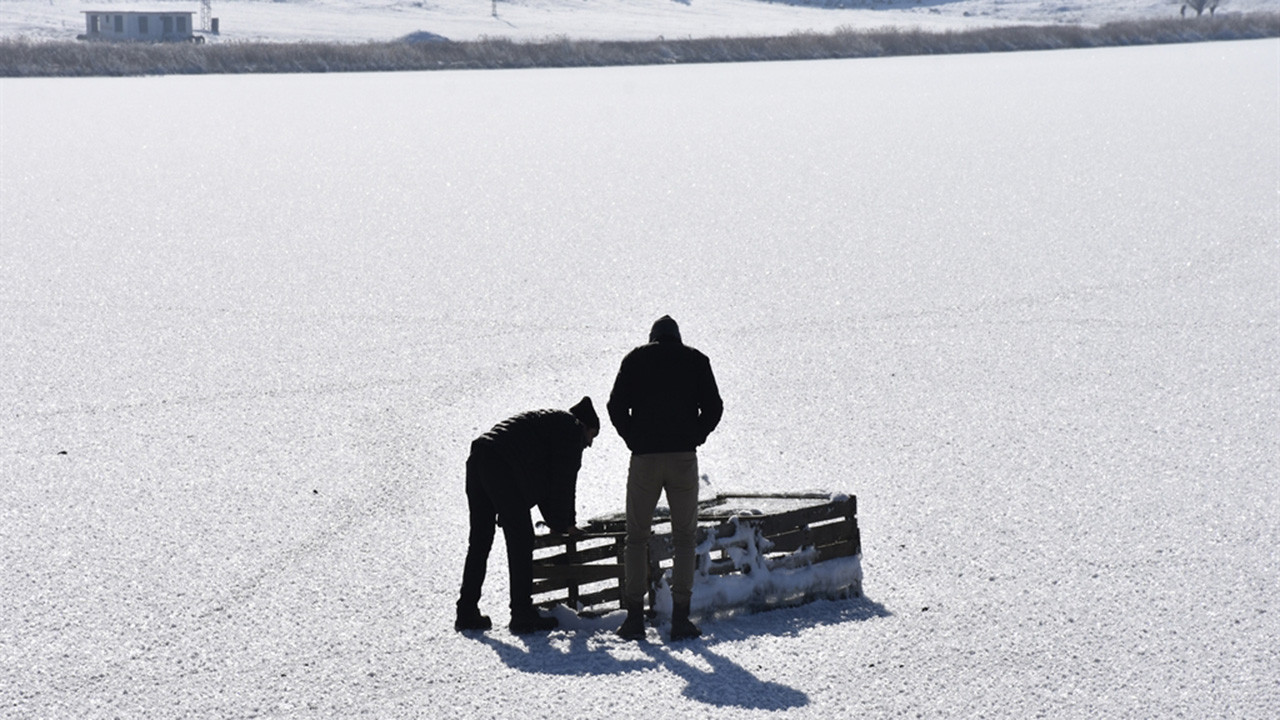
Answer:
[{"left": 81, "top": 6, "right": 195, "bottom": 15}]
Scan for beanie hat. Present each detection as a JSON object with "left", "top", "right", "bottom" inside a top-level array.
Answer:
[
  {"left": 649, "top": 315, "right": 682, "bottom": 343},
  {"left": 570, "top": 396, "right": 600, "bottom": 429}
]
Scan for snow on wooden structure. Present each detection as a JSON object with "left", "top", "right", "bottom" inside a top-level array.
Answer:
[
  {"left": 79, "top": 7, "right": 201, "bottom": 43},
  {"left": 532, "top": 492, "right": 861, "bottom": 616}
]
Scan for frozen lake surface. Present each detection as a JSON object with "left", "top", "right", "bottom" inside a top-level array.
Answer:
[{"left": 2, "top": 38, "right": 1278, "bottom": 717}]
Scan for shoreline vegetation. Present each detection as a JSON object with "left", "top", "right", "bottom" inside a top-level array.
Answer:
[{"left": 1, "top": 12, "right": 1277, "bottom": 78}]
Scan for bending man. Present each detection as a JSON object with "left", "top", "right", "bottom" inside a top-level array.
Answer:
[{"left": 456, "top": 397, "right": 599, "bottom": 634}]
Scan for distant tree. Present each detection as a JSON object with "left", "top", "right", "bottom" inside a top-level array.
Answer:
[{"left": 1181, "top": 0, "right": 1222, "bottom": 18}]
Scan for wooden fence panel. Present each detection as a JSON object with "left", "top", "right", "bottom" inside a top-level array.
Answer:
[{"left": 532, "top": 492, "right": 859, "bottom": 613}]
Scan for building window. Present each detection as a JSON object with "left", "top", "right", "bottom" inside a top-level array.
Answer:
[
  {"left": 114, "top": 15, "right": 123, "bottom": 33},
  {"left": 177, "top": 16, "right": 187, "bottom": 34},
  {"left": 138, "top": 16, "right": 149, "bottom": 34}
]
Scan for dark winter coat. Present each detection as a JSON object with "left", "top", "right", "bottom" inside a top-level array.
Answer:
[
  {"left": 607, "top": 338, "right": 723, "bottom": 455},
  {"left": 470, "top": 409, "right": 584, "bottom": 532}
]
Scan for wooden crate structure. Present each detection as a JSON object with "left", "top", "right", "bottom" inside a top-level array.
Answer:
[{"left": 532, "top": 492, "right": 860, "bottom": 614}]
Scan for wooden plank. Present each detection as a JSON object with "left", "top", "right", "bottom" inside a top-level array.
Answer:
[
  {"left": 659, "top": 541, "right": 858, "bottom": 582},
  {"left": 813, "top": 538, "right": 859, "bottom": 562},
  {"left": 696, "top": 492, "right": 835, "bottom": 518},
  {"left": 690, "top": 502, "right": 852, "bottom": 548},
  {"left": 754, "top": 500, "right": 854, "bottom": 537},
  {"left": 762, "top": 527, "right": 805, "bottom": 553},
  {"left": 577, "top": 585, "right": 623, "bottom": 607},
  {"left": 531, "top": 578, "right": 561, "bottom": 594},
  {"left": 531, "top": 564, "right": 623, "bottom": 583},
  {"left": 765, "top": 517, "right": 854, "bottom": 553},
  {"left": 585, "top": 518, "right": 627, "bottom": 533},
  {"left": 706, "top": 558, "right": 757, "bottom": 576},
  {"left": 589, "top": 494, "right": 854, "bottom": 523},
  {"left": 535, "top": 541, "right": 623, "bottom": 566},
  {"left": 695, "top": 493, "right": 849, "bottom": 520},
  {"left": 532, "top": 531, "right": 624, "bottom": 550},
  {"left": 715, "top": 492, "right": 833, "bottom": 500},
  {"left": 588, "top": 493, "right": 851, "bottom": 529},
  {"left": 533, "top": 575, "right": 619, "bottom": 597},
  {"left": 706, "top": 560, "right": 735, "bottom": 576},
  {"left": 796, "top": 524, "right": 861, "bottom": 558},
  {"left": 537, "top": 585, "right": 622, "bottom": 609},
  {"left": 698, "top": 513, "right": 849, "bottom": 552},
  {"left": 532, "top": 575, "right": 620, "bottom": 595},
  {"left": 776, "top": 530, "right": 811, "bottom": 554}
]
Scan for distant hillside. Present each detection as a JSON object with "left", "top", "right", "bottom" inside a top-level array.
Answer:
[
  {"left": 6, "top": 0, "right": 1280, "bottom": 45},
  {"left": 2, "top": 12, "right": 1277, "bottom": 78}
]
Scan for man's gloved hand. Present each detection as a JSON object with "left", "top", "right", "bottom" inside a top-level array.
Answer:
[{"left": 537, "top": 522, "right": 586, "bottom": 538}]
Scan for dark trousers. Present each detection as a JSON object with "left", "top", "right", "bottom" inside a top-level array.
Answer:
[{"left": 458, "top": 446, "right": 535, "bottom": 613}]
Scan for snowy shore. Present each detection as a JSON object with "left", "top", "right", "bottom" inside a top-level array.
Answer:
[{"left": 4, "top": 0, "right": 1279, "bottom": 44}]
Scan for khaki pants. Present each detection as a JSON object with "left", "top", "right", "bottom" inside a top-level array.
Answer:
[{"left": 623, "top": 451, "right": 699, "bottom": 608}]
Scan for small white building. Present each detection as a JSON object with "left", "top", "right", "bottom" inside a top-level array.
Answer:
[{"left": 80, "top": 8, "right": 199, "bottom": 42}]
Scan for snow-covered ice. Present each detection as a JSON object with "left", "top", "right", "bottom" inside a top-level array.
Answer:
[{"left": 2, "top": 19, "right": 1278, "bottom": 720}]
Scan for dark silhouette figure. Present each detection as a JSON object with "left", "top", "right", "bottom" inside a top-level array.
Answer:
[
  {"left": 457, "top": 397, "right": 599, "bottom": 634},
  {"left": 608, "top": 316, "right": 723, "bottom": 641}
]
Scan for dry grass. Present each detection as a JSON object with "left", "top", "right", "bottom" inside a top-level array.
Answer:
[{"left": 1, "top": 12, "right": 1277, "bottom": 78}]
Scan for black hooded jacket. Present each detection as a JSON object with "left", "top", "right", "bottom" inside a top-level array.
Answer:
[
  {"left": 471, "top": 409, "right": 583, "bottom": 532},
  {"left": 608, "top": 335, "right": 723, "bottom": 455}
]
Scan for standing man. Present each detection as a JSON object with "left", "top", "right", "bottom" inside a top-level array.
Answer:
[
  {"left": 456, "top": 397, "right": 600, "bottom": 634},
  {"left": 608, "top": 316, "right": 723, "bottom": 641}
]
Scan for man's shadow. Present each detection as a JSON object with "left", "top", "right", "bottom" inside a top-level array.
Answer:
[
  {"left": 471, "top": 594, "right": 890, "bottom": 710},
  {"left": 646, "top": 641, "right": 808, "bottom": 710}
]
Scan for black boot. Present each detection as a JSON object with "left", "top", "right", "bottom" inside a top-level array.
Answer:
[
  {"left": 455, "top": 603, "right": 492, "bottom": 632},
  {"left": 615, "top": 602, "right": 645, "bottom": 641},
  {"left": 509, "top": 606, "right": 558, "bottom": 634},
  {"left": 670, "top": 599, "right": 701, "bottom": 641}
]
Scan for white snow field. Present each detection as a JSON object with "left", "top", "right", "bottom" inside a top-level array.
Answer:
[{"left": 2, "top": 37, "right": 1278, "bottom": 719}]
